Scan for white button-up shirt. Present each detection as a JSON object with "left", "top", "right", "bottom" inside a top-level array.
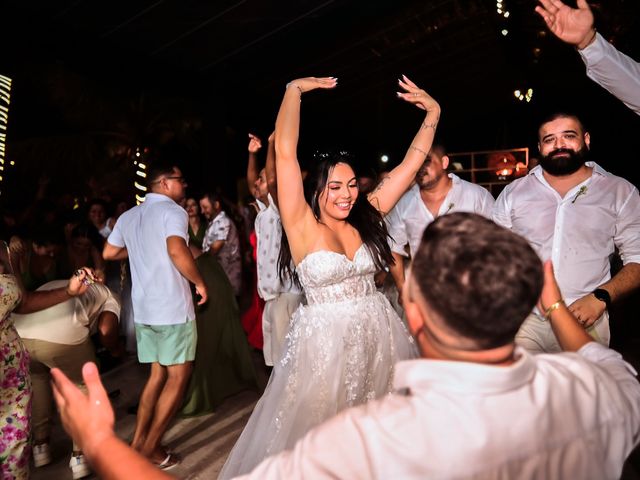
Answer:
[
  {"left": 108, "top": 193, "right": 194, "bottom": 325},
  {"left": 255, "top": 194, "right": 301, "bottom": 300},
  {"left": 493, "top": 162, "right": 640, "bottom": 306},
  {"left": 238, "top": 342, "right": 640, "bottom": 479},
  {"left": 387, "top": 174, "right": 495, "bottom": 258},
  {"left": 579, "top": 33, "right": 640, "bottom": 116}
]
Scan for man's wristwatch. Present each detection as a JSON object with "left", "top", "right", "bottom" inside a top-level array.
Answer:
[{"left": 592, "top": 288, "right": 611, "bottom": 309}]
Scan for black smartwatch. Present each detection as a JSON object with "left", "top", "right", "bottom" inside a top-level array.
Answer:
[{"left": 592, "top": 288, "right": 611, "bottom": 310}]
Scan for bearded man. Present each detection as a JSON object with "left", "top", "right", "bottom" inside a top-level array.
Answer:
[{"left": 493, "top": 112, "right": 640, "bottom": 353}]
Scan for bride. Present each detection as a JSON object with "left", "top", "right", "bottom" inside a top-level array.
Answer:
[{"left": 219, "top": 75, "right": 440, "bottom": 478}]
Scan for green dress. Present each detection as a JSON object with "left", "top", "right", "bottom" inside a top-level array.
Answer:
[
  {"left": 180, "top": 255, "right": 258, "bottom": 416},
  {"left": 188, "top": 223, "right": 206, "bottom": 250}
]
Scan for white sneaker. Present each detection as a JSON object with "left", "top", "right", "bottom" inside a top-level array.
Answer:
[
  {"left": 69, "top": 453, "right": 91, "bottom": 479},
  {"left": 33, "top": 443, "right": 52, "bottom": 467}
]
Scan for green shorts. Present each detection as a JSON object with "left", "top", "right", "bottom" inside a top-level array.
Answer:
[{"left": 135, "top": 320, "right": 197, "bottom": 365}]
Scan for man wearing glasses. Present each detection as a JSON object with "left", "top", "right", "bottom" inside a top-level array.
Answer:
[{"left": 104, "top": 164, "right": 207, "bottom": 470}]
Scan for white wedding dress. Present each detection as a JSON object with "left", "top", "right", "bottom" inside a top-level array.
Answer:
[{"left": 219, "top": 245, "right": 418, "bottom": 478}]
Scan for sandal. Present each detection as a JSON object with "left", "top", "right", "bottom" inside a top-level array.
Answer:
[{"left": 154, "top": 453, "right": 180, "bottom": 471}]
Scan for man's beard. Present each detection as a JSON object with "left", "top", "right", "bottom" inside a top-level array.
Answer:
[
  {"left": 416, "top": 168, "right": 444, "bottom": 190},
  {"left": 538, "top": 145, "right": 589, "bottom": 176}
]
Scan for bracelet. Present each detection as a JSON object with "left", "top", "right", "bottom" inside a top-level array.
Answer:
[
  {"left": 544, "top": 299, "right": 564, "bottom": 320},
  {"left": 577, "top": 28, "right": 597, "bottom": 50},
  {"left": 286, "top": 82, "right": 303, "bottom": 97}
]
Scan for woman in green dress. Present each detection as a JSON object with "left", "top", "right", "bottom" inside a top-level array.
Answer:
[
  {"left": 180, "top": 223, "right": 258, "bottom": 417},
  {"left": 185, "top": 198, "right": 206, "bottom": 256}
]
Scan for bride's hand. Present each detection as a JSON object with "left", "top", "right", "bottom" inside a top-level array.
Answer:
[
  {"left": 396, "top": 75, "right": 440, "bottom": 113},
  {"left": 286, "top": 77, "right": 337, "bottom": 95}
]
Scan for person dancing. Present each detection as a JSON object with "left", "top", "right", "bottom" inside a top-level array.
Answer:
[{"left": 219, "top": 75, "right": 439, "bottom": 478}]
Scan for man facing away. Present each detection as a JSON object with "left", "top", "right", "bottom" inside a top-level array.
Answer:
[
  {"left": 493, "top": 112, "right": 640, "bottom": 353},
  {"left": 386, "top": 144, "right": 495, "bottom": 299},
  {"left": 103, "top": 163, "right": 207, "bottom": 469},
  {"left": 236, "top": 213, "right": 640, "bottom": 479},
  {"left": 50, "top": 213, "right": 640, "bottom": 480}
]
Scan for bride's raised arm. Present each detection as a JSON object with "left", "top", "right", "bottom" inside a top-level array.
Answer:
[
  {"left": 274, "top": 77, "right": 337, "bottom": 258},
  {"left": 368, "top": 75, "right": 440, "bottom": 215}
]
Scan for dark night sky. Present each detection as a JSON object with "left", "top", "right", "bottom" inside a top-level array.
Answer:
[{"left": 2, "top": 0, "right": 639, "bottom": 205}]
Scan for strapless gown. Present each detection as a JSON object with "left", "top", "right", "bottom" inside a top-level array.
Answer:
[{"left": 219, "top": 245, "right": 418, "bottom": 478}]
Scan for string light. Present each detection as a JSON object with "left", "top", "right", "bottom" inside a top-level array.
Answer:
[
  {"left": 133, "top": 147, "right": 148, "bottom": 204},
  {"left": 0, "top": 75, "right": 12, "bottom": 196},
  {"left": 497, "top": 0, "right": 510, "bottom": 37},
  {"left": 513, "top": 88, "right": 534, "bottom": 103}
]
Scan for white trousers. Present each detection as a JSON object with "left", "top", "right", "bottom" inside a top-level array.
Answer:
[
  {"left": 516, "top": 311, "right": 610, "bottom": 354},
  {"left": 262, "top": 292, "right": 304, "bottom": 366}
]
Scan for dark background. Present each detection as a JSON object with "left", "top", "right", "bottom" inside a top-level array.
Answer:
[{"left": 2, "top": 0, "right": 639, "bottom": 205}]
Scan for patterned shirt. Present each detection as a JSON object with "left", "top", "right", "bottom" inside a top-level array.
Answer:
[{"left": 203, "top": 211, "right": 242, "bottom": 296}]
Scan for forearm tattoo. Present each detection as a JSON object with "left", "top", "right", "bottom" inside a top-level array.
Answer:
[{"left": 410, "top": 145, "right": 429, "bottom": 156}]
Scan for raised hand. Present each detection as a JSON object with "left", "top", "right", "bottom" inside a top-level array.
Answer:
[
  {"left": 396, "top": 75, "right": 440, "bottom": 113},
  {"left": 286, "top": 77, "right": 337, "bottom": 95},
  {"left": 51, "top": 362, "right": 115, "bottom": 454},
  {"left": 537, "top": 260, "right": 563, "bottom": 314},
  {"left": 248, "top": 133, "right": 262, "bottom": 153},
  {"left": 535, "top": 0, "right": 596, "bottom": 49}
]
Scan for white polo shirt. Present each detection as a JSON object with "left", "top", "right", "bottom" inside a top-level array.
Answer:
[
  {"left": 108, "top": 193, "right": 194, "bottom": 325},
  {"left": 13, "top": 280, "right": 121, "bottom": 345},
  {"left": 387, "top": 174, "right": 495, "bottom": 258},
  {"left": 493, "top": 162, "right": 640, "bottom": 305},
  {"left": 255, "top": 194, "right": 301, "bottom": 301}
]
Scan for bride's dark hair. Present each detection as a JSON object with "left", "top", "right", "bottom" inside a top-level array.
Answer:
[{"left": 278, "top": 153, "right": 394, "bottom": 287}]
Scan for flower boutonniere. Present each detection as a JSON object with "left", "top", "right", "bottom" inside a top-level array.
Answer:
[{"left": 571, "top": 186, "right": 587, "bottom": 204}]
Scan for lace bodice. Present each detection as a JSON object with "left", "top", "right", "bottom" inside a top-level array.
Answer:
[{"left": 296, "top": 245, "right": 377, "bottom": 305}]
